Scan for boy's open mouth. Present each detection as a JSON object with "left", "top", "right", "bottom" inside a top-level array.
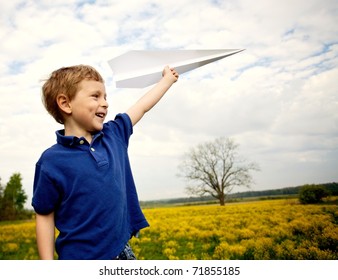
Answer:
[{"left": 95, "top": 113, "right": 105, "bottom": 119}]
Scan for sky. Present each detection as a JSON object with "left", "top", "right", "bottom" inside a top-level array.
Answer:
[{"left": 0, "top": 0, "right": 337, "bottom": 209}]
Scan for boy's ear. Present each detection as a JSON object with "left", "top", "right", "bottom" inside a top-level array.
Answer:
[{"left": 56, "top": 94, "right": 72, "bottom": 115}]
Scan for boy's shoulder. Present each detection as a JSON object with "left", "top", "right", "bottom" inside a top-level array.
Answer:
[
  {"left": 37, "top": 142, "right": 71, "bottom": 164},
  {"left": 39, "top": 143, "right": 60, "bottom": 157}
]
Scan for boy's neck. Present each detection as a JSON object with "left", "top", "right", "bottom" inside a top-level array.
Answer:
[{"left": 64, "top": 124, "right": 93, "bottom": 144}]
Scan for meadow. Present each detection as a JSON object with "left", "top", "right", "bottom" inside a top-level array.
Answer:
[{"left": 1, "top": 198, "right": 337, "bottom": 260}]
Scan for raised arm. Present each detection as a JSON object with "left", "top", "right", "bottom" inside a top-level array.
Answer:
[
  {"left": 126, "top": 66, "right": 179, "bottom": 126},
  {"left": 36, "top": 212, "right": 55, "bottom": 260}
]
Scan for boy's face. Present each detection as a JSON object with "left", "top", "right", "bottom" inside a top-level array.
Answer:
[{"left": 68, "top": 79, "right": 108, "bottom": 135}]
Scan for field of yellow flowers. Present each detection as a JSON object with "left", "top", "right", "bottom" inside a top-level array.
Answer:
[{"left": 1, "top": 198, "right": 337, "bottom": 260}]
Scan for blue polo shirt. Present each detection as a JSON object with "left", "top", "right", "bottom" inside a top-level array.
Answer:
[{"left": 32, "top": 113, "right": 149, "bottom": 259}]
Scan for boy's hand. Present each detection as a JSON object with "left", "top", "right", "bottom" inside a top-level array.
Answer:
[{"left": 162, "top": 66, "right": 179, "bottom": 84}]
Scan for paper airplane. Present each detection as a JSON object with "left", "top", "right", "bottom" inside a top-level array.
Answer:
[{"left": 108, "top": 49, "right": 244, "bottom": 88}]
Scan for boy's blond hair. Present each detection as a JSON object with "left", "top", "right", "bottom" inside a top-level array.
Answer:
[{"left": 42, "top": 65, "right": 104, "bottom": 124}]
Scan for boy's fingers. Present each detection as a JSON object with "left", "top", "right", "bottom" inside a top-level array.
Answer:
[
  {"left": 172, "top": 69, "right": 179, "bottom": 78},
  {"left": 163, "top": 66, "right": 179, "bottom": 80}
]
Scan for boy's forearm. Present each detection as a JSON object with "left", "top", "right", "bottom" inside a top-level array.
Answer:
[
  {"left": 138, "top": 77, "right": 174, "bottom": 112},
  {"left": 36, "top": 212, "right": 55, "bottom": 260},
  {"left": 127, "top": 77, "right": 175, "bottom": 126}
]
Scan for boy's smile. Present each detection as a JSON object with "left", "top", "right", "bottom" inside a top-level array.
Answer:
[{"left": 64, "top": 79, "right": 108, "bottom": 142}]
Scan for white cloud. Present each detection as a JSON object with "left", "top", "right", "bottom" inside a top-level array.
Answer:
[{"left": 0, "top": 0, "right": 337, "bottom": 208}]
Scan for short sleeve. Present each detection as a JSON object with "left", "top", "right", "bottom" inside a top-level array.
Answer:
[
  {"left": 104, "top": 113, "right": 133, "bottom": 146},
  {"left": 32, "top": 163, "right": 61, "bottom": 215}
]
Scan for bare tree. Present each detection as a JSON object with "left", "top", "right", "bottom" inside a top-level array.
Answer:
[{"left": 178, "top": 137, "right": 259, "bottom": 206}]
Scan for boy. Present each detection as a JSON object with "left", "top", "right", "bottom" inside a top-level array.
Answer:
[{"left": 32, "top": 64, "right": 179, "bottom": 259}]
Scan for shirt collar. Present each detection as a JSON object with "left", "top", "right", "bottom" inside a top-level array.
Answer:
[{"left": 56, "top": 129, "right": 104, "bottom": 146}]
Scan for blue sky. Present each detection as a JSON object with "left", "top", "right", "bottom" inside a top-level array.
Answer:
[{"left": 0, "top": 0, "right": 337, "bottom": 208}]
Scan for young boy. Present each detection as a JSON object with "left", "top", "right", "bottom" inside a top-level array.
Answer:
[{"left": 32, "top": 64, "right": 179, "bottom": 260}]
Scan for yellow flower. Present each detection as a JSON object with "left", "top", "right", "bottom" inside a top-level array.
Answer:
[{"left": 2, "top": 242, "right": 19, "bottom": 253}]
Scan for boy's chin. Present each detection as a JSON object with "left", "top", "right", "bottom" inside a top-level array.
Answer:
[{"left": 92, "top": 123, "right": 104, "bottom": 132}]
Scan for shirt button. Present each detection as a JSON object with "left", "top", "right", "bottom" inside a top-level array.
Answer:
[
  {"left": 90, "top": 147, "right": 95, "bottom": 152},
  {"left": 79, "top": 140, "right": 84, "bottom": 145}
]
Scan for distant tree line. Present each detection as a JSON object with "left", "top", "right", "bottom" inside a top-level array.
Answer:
[
  {"left": 0, "top": 173, "right": 32, "bottom": 221},
  {"left": 229, "top": 182, "right": 338, "bottom": 199},
  {"left": 140, "top": 182, "right": 338, "bottom": 207},
  {"left": 298, "top": 184, "right": 331, "bottom": 204}
]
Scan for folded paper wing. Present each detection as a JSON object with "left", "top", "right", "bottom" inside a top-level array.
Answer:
[{"left": 108, "top": 49, "right": 244, "bottom": 88}]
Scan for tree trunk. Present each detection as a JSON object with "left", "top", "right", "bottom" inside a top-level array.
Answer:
[{"left": 219, "top": 194, "right": 225, "bottom": 206}]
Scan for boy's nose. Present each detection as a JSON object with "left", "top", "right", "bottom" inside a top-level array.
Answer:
[{"left": 102, "top": 99, "right": 109, "bottom": 108}]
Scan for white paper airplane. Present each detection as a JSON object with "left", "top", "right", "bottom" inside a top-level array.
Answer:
[{"left": 108, "top": 49, "right": 244, "bottom": 88}]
